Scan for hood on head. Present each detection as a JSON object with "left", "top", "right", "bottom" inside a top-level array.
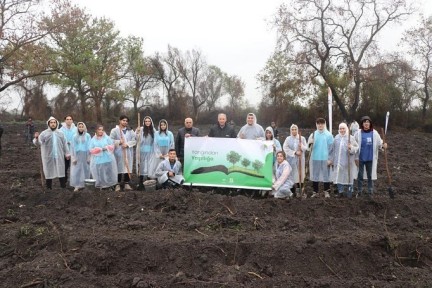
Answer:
[
  {"left": 290, "top": 124, "right": 299, "bottom": 136},
  {"left": 338, "top": 122, "right": 348, "bottom": 136},
  {"left": 77, "top": 122, "right": 87, "bottom": 132},
  {"left": 46, "top": 116, "right": 59, "bottom": 128},
  {"left": 246, "top": 113, "right": 257, "bottom": 125},
  {"left": 143, "top": 116, "right": 154, "bottom": 127},
  {"left": 265, "top": 126, "right": 274, "bottom": 139},
  {"left": 158, "top": 119, "right": 168, "bottom": 131}
]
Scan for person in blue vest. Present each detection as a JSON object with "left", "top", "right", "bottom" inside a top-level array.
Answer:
[
  {"left": 60, "top": 115, "right": 77, "bottom": 184},
  {"left": 353, "top": 116, "right": 387, "bottom": 197},
  {"left": 307, "top": 117, "right": 334, "bottom": 198},
  {"left": 70, "top": 122, "right": 91, "bottom": 192},
  {"left": 89, "top": 125, "right": 117, "bottom": 189}
]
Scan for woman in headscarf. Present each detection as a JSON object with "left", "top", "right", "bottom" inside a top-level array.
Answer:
[
  {"left": 283, "top": 124, "right": 307, "bottom": 197},
  {"left": 265, "top": 126, "right": 282, "bottom": 164},
  {"left": 70, "top": 122, "right": 91, "bottom": 191},
  {"left": 271, "top": 151, "right": 294, "bottom": 199},
  {"left": 329, "top": 122, "right": 359, "bottom": 198},
  {"left": 89, "top": 125, "right": 118, "bottom": 189},
  {"left": 135, "top": 116, "right": 157, "bottom": 189},
  {"left": 154, "top": 119, "right": 175, "bottom": 168}
]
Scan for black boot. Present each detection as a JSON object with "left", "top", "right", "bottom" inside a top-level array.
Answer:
[
  {"left": 46, "top": 179, "right": 52, "bottom": 190},
  {"left": 138, "top": 176, "right": 145, "bottom": 190}
]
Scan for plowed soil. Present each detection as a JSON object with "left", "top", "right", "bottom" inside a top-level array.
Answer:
[{"left": 0, "top": 123, "right": 431, "bottom": 288}]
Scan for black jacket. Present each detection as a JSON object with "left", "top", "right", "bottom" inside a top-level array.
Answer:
[{"left": 208, "top": 124, "right": 236, "bottom": 138}]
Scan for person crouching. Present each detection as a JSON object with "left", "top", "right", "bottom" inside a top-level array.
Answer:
[
  {"left": 155, "top": 149, "right": 184, "bottom": 189},
  {"left": 271, "top": 151, "right": 294, "bottom": 199}
]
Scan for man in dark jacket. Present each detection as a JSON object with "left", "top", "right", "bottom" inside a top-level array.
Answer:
[
  {"left": 208, "top": 113, "right": 236, "bottom": 138},
  {"left": 175, "top": 117, "right": 200, "bottom": 164}
]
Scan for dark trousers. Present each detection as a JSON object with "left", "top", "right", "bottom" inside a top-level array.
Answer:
[
  {"left": 357, "top": 160, "right": 373, "bottom": 194},
  {"left": 118, "top": 173, "right": 130, "bottom": 184},
  {"left": 46, "top": 178, "right": 66, "bottom": 189},
  {"left": 312, "top": 181, "right": 331, "bottom": 193},
  {"left": 64, "top": 158, "right": 71, "bottom": 182}
]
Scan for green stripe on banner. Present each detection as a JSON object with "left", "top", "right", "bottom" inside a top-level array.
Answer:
[{"left": 184, "top": 137, "right": 273, "bottom": 189}]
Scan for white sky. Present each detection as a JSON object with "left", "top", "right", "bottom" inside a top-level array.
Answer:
[
  {"left": 71, "top": 0, "right": 432, "bottom": 107},
  {"left": 72, "top": 0, "right": 285, "bottom": 107}
]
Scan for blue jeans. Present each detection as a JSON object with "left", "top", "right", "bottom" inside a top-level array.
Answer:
[
  {"left": 357, "top": 160, "right": 373, "bottom": 194},
  {"left": 337, "top": 184, "right": 353, "bottom": 198}
]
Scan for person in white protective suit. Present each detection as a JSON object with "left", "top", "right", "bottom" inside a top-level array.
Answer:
[
  {"left": 135, "top": 116, "right": 158, "bottom": 190},
  {"left": 110, "top": 115, "right": 136, "bottom": 192},
  {"left": 70, "top": 122, "right": 91, "bottom": 191},
  {"left": 33, "top": 116, "right": 70, "bottom": 189},
  {"left": 89, "top": 125, "right": 118, "bottom": 189},
  {"left": 283, "top": 124, "right": 308, "bottom": 197},
  {"left": 155, "top": 149, "right": 184, "bottom": 189},
  {"left": 271, "top": 151, "right": 294, "bottom": 199},
  {"left": 237, "top": 113, "right": 265, "bottom": 140},
  {"left": 328, "top": 122, "right": 359, "bottom": 198}
]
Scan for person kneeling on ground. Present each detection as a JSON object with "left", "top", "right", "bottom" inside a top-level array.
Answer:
[
  {"left": 271, "top": 151, "right": 294, "bottom": 199},
  {"left": 155, "top": 149, "right": 184, "bottom": 189}
]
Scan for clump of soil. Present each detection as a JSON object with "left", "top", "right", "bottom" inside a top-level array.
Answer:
[{"left": 0, "top": 123, "right": 431, "bottom": 287}]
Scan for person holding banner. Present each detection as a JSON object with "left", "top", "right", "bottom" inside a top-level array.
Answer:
[
  {"left": 271, "top": 151, "right": 294, "bottom": 199},
  {"left": 353, "top": 116, "right": 387, "bottom": 197},
  {"left": 208, "top": 113, "right": 236, "bottom": 138},
  {"left": 283, "top": 124, "right": 307, "bottom": 197},
  {"left": 237, "top": 113, "right": 265, "bottom": 140},
  {"left": 329, "top": 122, "right": 358, "bottom": 198},
  {"left": 307, "top": 118, "right": 334, "bottom": 198},
  {"left": 135, "top": 116, "right": 157, "bottom": 189},
  {"left": 175, "top": 117, "right": 200, "bottom": 165},
  {"left": 155, "top": 149, "right": 184, "bottom": 188},
  {"left": 110, "top": 115, "right": 136, "bottom": 192}
]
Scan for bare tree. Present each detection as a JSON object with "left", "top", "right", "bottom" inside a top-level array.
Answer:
[
  {"left": 176, "top": 49, "right": 208, "bottom": 121},
  {"left": 274, "top": 0, "right": 414, "bottom": 120},
  {"left": 152, "top": 46, "right": 182, "bottom": 117},
  {"left": 224, "top": 74, "right": 245, "bottom": 114},
  {"left": 123, "top": 36, "right": 158, "bottom": 117},
  {"left": 201, "top": 65, "right": 224, "bottom": 111},
  {"left": 402, "top": 16, "right": 432, "bottom": 124}
]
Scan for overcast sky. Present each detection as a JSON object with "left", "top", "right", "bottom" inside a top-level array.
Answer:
[{"left": 72, "top": 0, "right": 431, "bottom": 107}]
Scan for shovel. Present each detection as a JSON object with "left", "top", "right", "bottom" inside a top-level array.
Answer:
[{"left": 381, "top": 121, "right": 394, "bottom": 199}]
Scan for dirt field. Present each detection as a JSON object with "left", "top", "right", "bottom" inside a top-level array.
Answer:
[{"left": 0, "top": 123, "right": 431, "bottom": 287}]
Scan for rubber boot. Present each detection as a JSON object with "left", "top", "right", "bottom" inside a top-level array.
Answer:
[{"left": 138, "top": 176, "right": 145, "bottom": 191}]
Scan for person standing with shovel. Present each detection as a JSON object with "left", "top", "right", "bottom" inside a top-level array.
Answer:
[
  {"left": 354, "top": 116, "right": 388, "bottom": 198},
  {"left": 110, "top": 115, "right": 136, "bottom": 192}
]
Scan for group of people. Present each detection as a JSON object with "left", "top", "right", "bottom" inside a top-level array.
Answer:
[
  {"left": 33, "top": 115, "right": 189, "bottom": 191},
  {"left": 33, "top": 112, "right": 387, "bottom": 199},
  {"left": 271, "top": 116, "right": 387, "bottom": 199}
]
